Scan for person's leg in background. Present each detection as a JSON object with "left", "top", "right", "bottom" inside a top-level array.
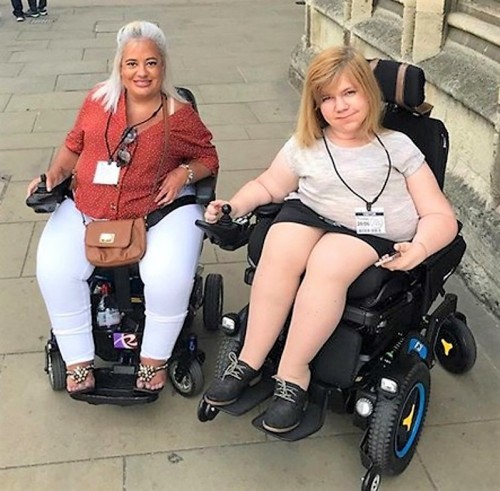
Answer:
[
  {"left": 38, "top": 0, "right": 47, "bottom": 15},
  {"left": 11, "top": 0, "right": 25, "bottom": 20},
  {"left": 25, "top": 0, "right": 40, "bottom": 17},
  {"left": 138, "top": 203, "right": 204, "bottom": 391}
]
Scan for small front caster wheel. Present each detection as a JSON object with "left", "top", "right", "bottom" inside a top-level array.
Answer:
[
  {"left": 361, "top": 466, "right": 382, "bottom": 491},
  {"left": 45, "top": 343, "right": 66, "bottom": 391},
  {"left": 169, "top": 358, "right": 204, "bottom": 397},
  {"left": 197, "top": 398, "right": 219, "bottom": 422}
]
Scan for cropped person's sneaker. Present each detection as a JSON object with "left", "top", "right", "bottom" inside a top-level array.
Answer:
[
  {"left": 16, "top": 15, "right": 25, "bottom": 22},
  {"left": 204, "top": 352, "right": 261, "bottom": 406},
  {"left": 39, "top": 8, "right": 48, "bottom": 16},
  {"left": 262, "top": 377, "right": 308, "bottom": 433},
  {"left": 25, "top": 9, "right": 40, "bottom": 18}
]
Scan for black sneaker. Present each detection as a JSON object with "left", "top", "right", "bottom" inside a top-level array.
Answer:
[
  {"left": 25, "top": 9, "right": 40, "bottom": 18},
  {"left": 204, "top": 352, "right": 261, "bottom": 406},
  {"left": 16, "top": 15, "right": 25, "bottom": 22},
  {"left": 39, "top": 8, "right": 48, "bottom": 16},
  {"left": 262, "top": 377, "right": 308, "bottom": 433}
]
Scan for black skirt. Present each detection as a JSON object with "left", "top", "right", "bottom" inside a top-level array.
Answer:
[{"left": 272, "top": 199, "right": 395, "bottom": 257}]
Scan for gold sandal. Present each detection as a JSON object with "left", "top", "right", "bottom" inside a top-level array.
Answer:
[
  {"left": 66, "top": 364, "right": 95, "bottom": 394},
  {"left": 136, "top": 362, "right": 168, "bottom": 394}
]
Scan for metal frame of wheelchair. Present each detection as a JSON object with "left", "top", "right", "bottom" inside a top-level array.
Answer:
[
  {"left": 195, "top": 62, "right": 477, "bottom": 490},
  {"left": 31, "top": 88, "right": 224, "bottom": 406}
]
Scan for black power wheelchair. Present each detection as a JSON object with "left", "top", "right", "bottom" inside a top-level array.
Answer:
[
  {"left": 27, "top": 88, "right": 223, "bottom": 406},
  {"left": 195, "top": 61, "right": 477, "bottom": 490}
]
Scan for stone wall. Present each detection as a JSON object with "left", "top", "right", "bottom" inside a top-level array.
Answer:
[{"left": 290, "top": 0, "right": 500, "bottom": 317}]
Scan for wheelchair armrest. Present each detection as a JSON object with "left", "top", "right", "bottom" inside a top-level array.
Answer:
[
  {"left": 25, "top": 175, "right": 72, "bottom": 213},
  {"left": 254, "top": 202, "right": 283, "bottom": 218},
  {"left": 195, "top": 175, "right": 217, "bottom": 205},
  {"left": 195, "top": 218, "right": 253, "bottom": 251},
  {"left": 418, "top": 234, "right": 466, "bottom": 312}
]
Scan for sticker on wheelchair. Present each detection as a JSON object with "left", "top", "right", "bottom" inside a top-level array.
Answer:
[
  {"left": 402, "top": 332, "right": 431, "bottom": 364},
  {"left": 113, "top": 333, "right": 139, "bottom": 349}
]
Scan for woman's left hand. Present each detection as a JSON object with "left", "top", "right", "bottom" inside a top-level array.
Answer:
[
  {"left": 378, "top": 241, "right": 427, "bottom": 271},
  {"left": 155, "top": 167, "right": 188, "bottom": 206}
]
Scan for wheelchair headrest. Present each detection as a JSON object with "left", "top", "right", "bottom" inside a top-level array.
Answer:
[{"left": 369, "top": 59, "right": 429, "bottom": 114}]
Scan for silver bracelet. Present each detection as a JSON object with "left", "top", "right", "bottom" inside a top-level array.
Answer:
[{"left": 180, "top": 164, "right": 194, "bottom": 185}]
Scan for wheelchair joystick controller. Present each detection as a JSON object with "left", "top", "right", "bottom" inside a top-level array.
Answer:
[
  {"left": 219, "top": 204, "right": 233, "bottom": 226},
  {"left": 38, "top": 173, "right": 48, "bottom": 191}
]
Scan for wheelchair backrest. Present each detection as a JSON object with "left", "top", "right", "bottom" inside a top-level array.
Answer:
[
  {"left": 370, "top": 60, "right": 449, "bottom": 190},
  {"left": 175, "top": 86, "right": 216, "bottom": 204}
]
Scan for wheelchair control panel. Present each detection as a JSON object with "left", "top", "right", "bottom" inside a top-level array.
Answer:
[
  {"left": 25, "top": 174, "right": 72, "bottom": 213},
  {"left": 195, "top": 204, "right": 254, "bottom": 251}
]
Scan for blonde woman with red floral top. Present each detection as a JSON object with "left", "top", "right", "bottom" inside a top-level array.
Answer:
[{"left": 26, "top": 21, "right": 218, "bottom": 395}]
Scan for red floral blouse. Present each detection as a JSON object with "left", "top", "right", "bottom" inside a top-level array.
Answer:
[{"left": 65, "top": 91, "right": 218, "bottom": 220}]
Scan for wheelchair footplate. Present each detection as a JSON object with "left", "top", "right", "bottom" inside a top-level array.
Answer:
[
  {"left": 69, "top": 366, "right": 159, "bottom": 406},
  {"left": 251, "top": 399, "right": 327, "bottom": 442},
  {"left": 217, "top": 377, "right": 275, "bottom": 416}
]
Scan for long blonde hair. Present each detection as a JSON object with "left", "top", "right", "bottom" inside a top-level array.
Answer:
[
  {"left": 92, "top": 21, "right": 184, "bottom": 112},
  {"left": 296, "top": 46, "right": 383, "bottom": 147}
]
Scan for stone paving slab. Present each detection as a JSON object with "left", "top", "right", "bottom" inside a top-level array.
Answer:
[
  {"left": 0, "top": 148, "right": 53, "bottom": 180},
  {"left": 0, "top": 223, "right": 34, "bottom": 278},
  {"left": 0, "top": 111, "right": 37, "bottom": 134},
  {"left": 5, "top": 91, "right": 87, "bottom": 111},
  {"left": 0, "top": 458, "right": 124, "bottom": 491},
  {"left": 123, "top": 436, "right": 434, "bottom": 491},
  {"left": 0, "top": 352, "right": 266, "bottom": 468},
  {"left": 418, "top": 420, "right": 500, "bottom": 490}
]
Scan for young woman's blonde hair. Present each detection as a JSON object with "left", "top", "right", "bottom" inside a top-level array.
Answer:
[
  {"left": 296, "top": 45, "right": 383, "bottom": 147},
  {"left": 92, "top": 21, "right": 185, "bottom": 112}
]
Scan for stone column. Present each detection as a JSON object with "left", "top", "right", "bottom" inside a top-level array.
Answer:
[
  {"left": 412, "top": 0, "right": 447, "bottom": 61},
  {"left": 401, "top": 0, "right": 417, "bottom": 59},
  {"left": 492, "top": 88, "right": 500, "bottom": 210},
  {"left": 350, "top": 0, "right": 374, "bottom": 22}
]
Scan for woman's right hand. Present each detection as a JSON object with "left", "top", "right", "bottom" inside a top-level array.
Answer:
[
  {"left": 205, "top": 199, "right": 232, "bottom": 223},
  {"left": 26, "top": 175, "right": 44, "bottom": 198}
]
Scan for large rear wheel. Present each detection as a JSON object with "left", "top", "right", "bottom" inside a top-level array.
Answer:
[
  {"left": 368, "top": 361, "right": 430, "bottom": 475},
  {"left": 214, "top": 337, "right": 242, "bottom": 379},
  {"left": 203, "top": 274, "right": 223, "bottom": 331}
]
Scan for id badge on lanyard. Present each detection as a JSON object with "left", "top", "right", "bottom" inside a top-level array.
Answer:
[
  {"left": 355, "top": 207, "right": 386, "bottom": 235},
  {"left": 93, "top": 160, "right": 120, "bottom": 185}
]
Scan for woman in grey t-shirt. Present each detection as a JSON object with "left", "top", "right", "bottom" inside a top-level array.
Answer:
[{"left": 202, "top": 46, "right": 458, "bottom": 433}]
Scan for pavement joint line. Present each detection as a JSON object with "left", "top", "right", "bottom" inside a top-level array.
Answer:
[{"left": 0, "top": 432, "right": 363, "bottom": 472}]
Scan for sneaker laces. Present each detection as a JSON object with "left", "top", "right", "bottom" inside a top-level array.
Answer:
[
  {"left": 222, "top": 352, "right": 247, "bottom": 380},
  {"left": 273, "top": 376, "right": 299, "bottom": 403}
]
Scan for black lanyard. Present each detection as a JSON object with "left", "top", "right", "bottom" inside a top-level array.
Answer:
[
  {"left": 322, "top": 132, "right": 392, "bottom": 211},
  {"left": 104, "top": 99, "right": 163, "bottom": 163}
]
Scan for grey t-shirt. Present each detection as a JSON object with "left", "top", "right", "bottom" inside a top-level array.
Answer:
[{"left": 283, "top": 130, "right": 425, "bottom": 242}]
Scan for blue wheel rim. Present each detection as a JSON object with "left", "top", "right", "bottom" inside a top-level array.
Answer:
[{"left": 395, "top": 383, "right": 426, "bottom": 458}]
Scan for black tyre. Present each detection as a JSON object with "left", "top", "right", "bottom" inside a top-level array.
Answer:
[
  {"left": 46, "top": 345, "right": 66, "bottom": 391},
  {"left": 197, "top": 398, "right": 219, "bottom": 422},
  {"left": 368, "top": 361, "right": 430, "bottom": 475},
  {"left": 203, "top": 274, "right": 223, "bottom": 331},
  {"left": 214, "top": 337, "right": 242, "bottom": 379},
  {"left": 435, "top": 316, "right": 476, "bottom": 374},
  {"left": 169, "top": 359, "right": 204, "bottom": 397}
]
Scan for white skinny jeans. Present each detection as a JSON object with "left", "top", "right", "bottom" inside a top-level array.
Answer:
[{"left": 36, "top": 197, "right": 204, "bottom": 365}]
